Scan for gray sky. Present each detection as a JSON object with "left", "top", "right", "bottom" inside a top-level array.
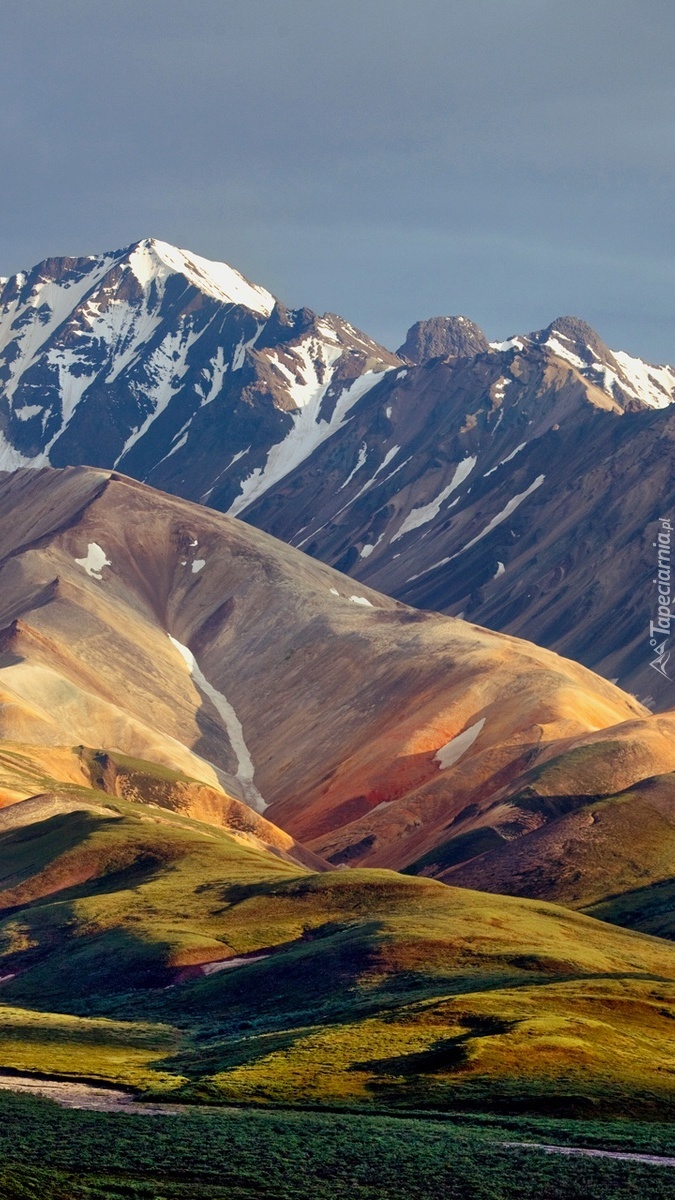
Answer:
[{"left": 1, "top": 0, "right": 673, "bottom": 360}]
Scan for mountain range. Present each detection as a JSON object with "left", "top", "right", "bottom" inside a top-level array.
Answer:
[
  {"left": 2, "top": 465, "right": 674, "bottom": 895},
  {"left": 0, "top": 465, "right": 674, "bottom": 1116},
  {"left": 1, "top": 241, "right": 675, "bottom": 1121},
  {"left": 1, "top": 239, "right": 674, "bottom": 704}
]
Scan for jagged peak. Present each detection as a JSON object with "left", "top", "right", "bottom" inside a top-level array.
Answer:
[
  {"left": 0, "top": 238, "right": 278, "bottom": 319},
  {"left": 119, "top": 237, "right": 277, "bottom": 316},
  {"left": 397, "top": 316, "right": 489, "bottom": 364},
  {"left": 540, "top": 315, "right": 614, "bottom": 366}
]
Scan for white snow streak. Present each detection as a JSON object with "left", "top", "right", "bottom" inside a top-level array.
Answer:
[
  {"left": 0, "top": 255, "right": 117, "bottom": 404},
  {"left": 201, "top": 447, "right": 251, "bottom": 502},
  {"left": 435, "top": 718, "right": 486, "bottom": 769},
  {"left": 340, "top": 442, "right": 368, "bottom": 490},
  {"left": 168, "top": 635, "right": 266, "bottom": 812},
  {"left": 113, "top": 326, "right": 200, "bottom": 465},
  {"left": 199, "top": 346, "right": 229, "bottom": 405},
  {"left": 453, "top": 475, "right": 545, "bottom": 558},
  {"left": 231, "top": 324, "right": 263, "bottom": 371},
  {"left": 341, "top": 444, "right": 401, "bottom": 511},
  {"left": 229, "top": 369, "right": 388, "bottom": 515},
  {"left": 484, "top": 442, "right": 527, "bottom": 476},
  {"left": 392, "top": 456, "right": 477, "bottom": 542},
  {"left": 407, "top": 475, "right": 545, "bottom": 581}
]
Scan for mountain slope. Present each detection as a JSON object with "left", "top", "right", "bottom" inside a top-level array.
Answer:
[
  {"left": 0, "top": 238, "right": 400, "bottom": 509},
  {"left": 0, "top": 466, "right": 674, "bottom": 1116},
  {"left": 440, "top": 769, "right": 675, "bottom": 915},
  {"left": 237, "top": 316, "right": 675, "bottom": 707},
  {"left": 2, "top": 242, "right": 674, "bottom": 707},
  {"left": 0, "top": 464, "right": 664, "bottom": 878}
]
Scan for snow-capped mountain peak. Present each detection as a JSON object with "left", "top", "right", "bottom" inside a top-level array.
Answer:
[
  {"left": 0, "top": 239, "right": 401, "bottom": 497},
  {"left": 126, "top": 238, "right": 276, "bottom": 316},
  {"left": 488, "top": 315, "right": 675, "bottom": 411}
]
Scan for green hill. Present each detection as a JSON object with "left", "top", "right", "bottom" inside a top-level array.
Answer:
[{"left": 1, "top": 788, "right": 675, "bottom": 1116}]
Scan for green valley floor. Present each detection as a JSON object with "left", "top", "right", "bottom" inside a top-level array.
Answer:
[{"left": 0, "top": 1090, "right": 675, "bottom": 1200}]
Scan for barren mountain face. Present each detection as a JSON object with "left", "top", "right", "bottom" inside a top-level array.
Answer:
[
  {"left": 1, "top": 240, "right": 674, "bottom": 895},
  {"left": 1, "top": 466, "right": 668, "bottom": 883},
  {"left": 239, "top": 319, "right": 675, "bottom": 709},
  {"left": 2, "top": 242, "right": 673, "bottom": 709}
]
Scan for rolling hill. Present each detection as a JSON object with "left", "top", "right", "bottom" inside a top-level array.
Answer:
[{"left": 1, "top": 785, "right": 675, "bottom": 1116}]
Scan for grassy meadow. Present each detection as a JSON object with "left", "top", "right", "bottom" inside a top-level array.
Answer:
[
  {"left": 0, "top": 1090, "right": 674, "bottom": 1200},
  {"left": 0, "top": 780, "right": 674, "bottom": 1116}
]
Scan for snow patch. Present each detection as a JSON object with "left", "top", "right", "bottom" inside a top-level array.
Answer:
[
  {"left": 75, "top": 543, "right": 111, "bottom": 581},
  {"left": 268, "top": 338, "right": 343, "bottom": 409},
  {"left": 392, "top": 456, "right": 477, "bottom": 542},
  {"left": 191, "top": 559, "right": 206, "bottom": 574},
  {"left": 168, "top": 635, "right": 266, "bottom": 812},
  {"left": 492, "top": 377, "right": 512, "bottom": 397},
  {"left": 229, "top": 369, "right": 389, "bottom": 515},
  {"left": 484, "top": 442, "right": 527, "bottom": 476},
  {"left": 13, "top": 404, "right": 43, "bottom": 421},
  {"left": 349, "top": 595, "right": 374, "bottom": 607},
  {"left": 340, "top": 442, "right": 368, "bottom": 490},
  {"left": 491, "top": 337, "right": 525, "bottom": 353},
  {"left": 545, "top": 336, "right": 587, "bottom": 371},
  {"left": 611, "top": 350, "right": 675, "bottom": 409},
  {"left": 494, "top": 561, "right": 505, "bottom": 577},
  {"left": 130, "top": 240, "right": 275, "bottom": 316},
  {"left": 435, "top": 718, "right": 486, "bottom": 769},
  {"left": 199, "top": 346, "right": 229, "bottom": 404}
]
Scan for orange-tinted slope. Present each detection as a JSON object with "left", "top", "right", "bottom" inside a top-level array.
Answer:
[{"left": 0, "top": 466, "right": 661, "bottom": 870}]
